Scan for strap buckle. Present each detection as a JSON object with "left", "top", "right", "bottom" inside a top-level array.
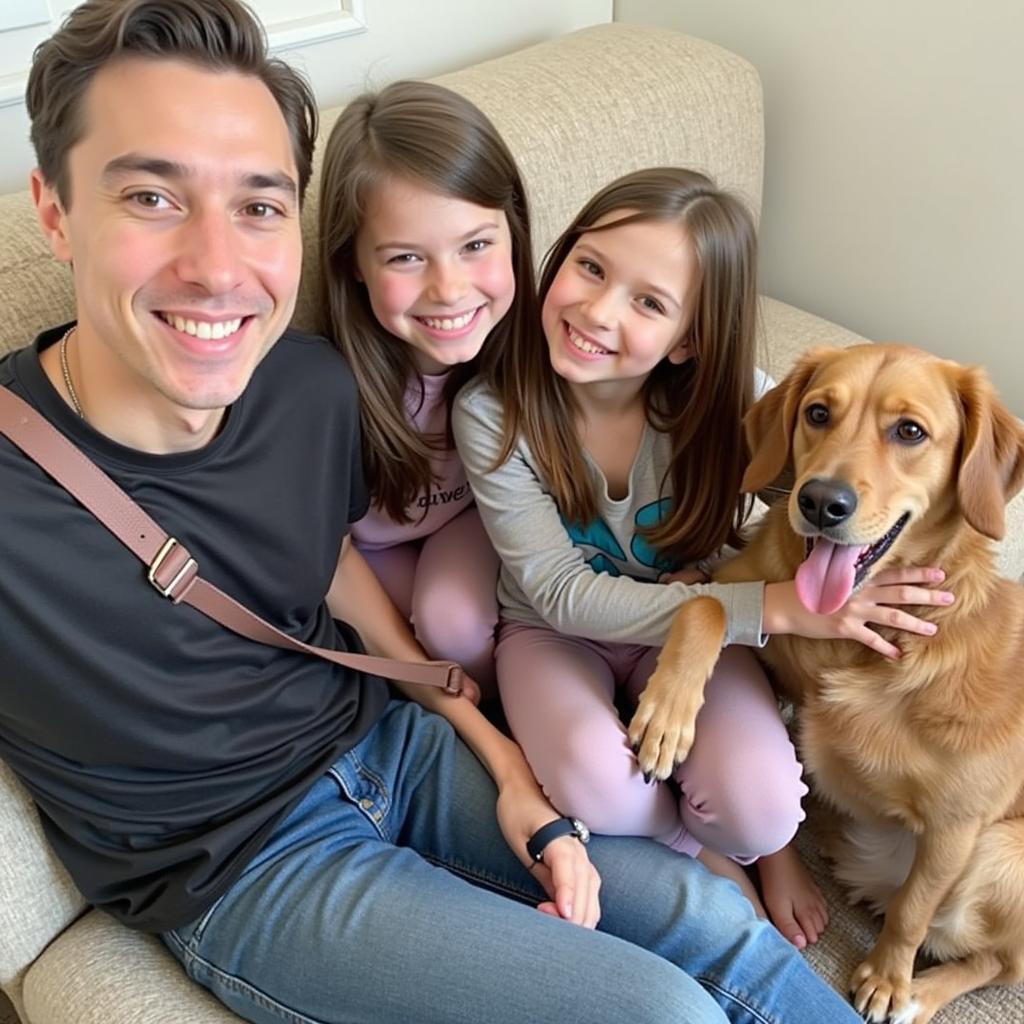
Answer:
[
  {"left": 443, "top": 664, "right": 464, "bottom": 695},
  {"left": 147, "top": 537, "right": 198, "bottom": 602}
]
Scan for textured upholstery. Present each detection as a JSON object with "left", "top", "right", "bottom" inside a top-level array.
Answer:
[{"left": 0, "top": 22, "right": 1021, "bottom": 1024}]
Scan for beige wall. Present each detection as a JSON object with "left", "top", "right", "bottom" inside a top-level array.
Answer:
[
  {"left": 615, "top": 0, "right": 1024, "bottom": 415},
  {"left": 0, "top": 0, "right": 611, "bottom": 194}
]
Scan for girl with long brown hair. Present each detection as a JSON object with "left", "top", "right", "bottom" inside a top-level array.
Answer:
[
  {"left": 319, "top": 81, "right": 537, "bottom": 694},
  {"left": 455, "top": 168, "right": 937, "bottom": 947}
]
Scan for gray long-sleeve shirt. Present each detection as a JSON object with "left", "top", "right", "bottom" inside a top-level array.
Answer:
[{"left": 452, "top": 376, "right": 771, "bottom": 649}]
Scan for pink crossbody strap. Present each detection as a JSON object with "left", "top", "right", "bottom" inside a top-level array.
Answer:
[{"left": 0, "top": 386, "right": 464, "bottom": 694}]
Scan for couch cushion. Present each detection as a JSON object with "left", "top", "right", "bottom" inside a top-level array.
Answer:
[
  {"left": 23, "top": 911, "right": 239, "bottom": 1023},
  {"left": 0, "top": 190, "right": 75, "bottom": 358}
]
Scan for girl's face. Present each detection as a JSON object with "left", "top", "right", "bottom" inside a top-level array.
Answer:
[
  {"left": 542, "top": 212, "right": 698, "bottom": 393},
  {"left": 354, "top": 176, "right": 516, "bottom": 375}
]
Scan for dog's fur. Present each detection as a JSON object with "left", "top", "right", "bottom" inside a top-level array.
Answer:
[{"left": 628, "top": 344, "right": 1024, "bottom": 1023}]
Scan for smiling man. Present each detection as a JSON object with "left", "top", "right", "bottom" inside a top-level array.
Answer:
[
  {"left": 32, "top": 58, "right": 301, "bottom": 450},
  {"left": 0, "top": 3, "right": 870, "bottom": 1024}
]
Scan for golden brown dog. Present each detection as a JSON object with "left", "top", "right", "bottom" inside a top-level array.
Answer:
[{"left": 628, "top": 343, "right": 1024, "bottom": 1023}]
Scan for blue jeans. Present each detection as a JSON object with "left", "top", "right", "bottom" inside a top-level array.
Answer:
[{"left": 163, "top": 701, "right": 859, "bottom": 1024}]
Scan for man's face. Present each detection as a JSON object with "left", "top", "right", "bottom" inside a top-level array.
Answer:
[{"left": 33, "top": 57, "right": 302, "bottom": 419}]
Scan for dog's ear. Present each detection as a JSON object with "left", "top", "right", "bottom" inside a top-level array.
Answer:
[
  {"left": 742, "top": 347, "right": 835, "bottom": 493},
  {"left": 955, "top": 365, "right": 1024, "bottom": 540}
]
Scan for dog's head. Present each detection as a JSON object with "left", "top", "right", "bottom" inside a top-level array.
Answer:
[{"left": 742, "top": 344, "right": 1024, "bottom": 614}]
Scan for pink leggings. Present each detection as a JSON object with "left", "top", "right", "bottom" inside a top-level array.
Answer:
[
  {"left": 495, "top": 621, "right": 806, "bottom": 863},
  {"left": 359, "top": 507, "right": 500, "bottom": 698}
]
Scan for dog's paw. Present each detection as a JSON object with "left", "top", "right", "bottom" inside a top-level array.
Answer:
[
  {"left": 850, "top": 957, "right": 913, "bottom": 1023},
  {"left": 627, "top": 680, "right": 701, "bottom": 781}
]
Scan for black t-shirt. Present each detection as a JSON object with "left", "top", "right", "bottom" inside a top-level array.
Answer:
[{"left": 0, "top": 326, "right": 389, "bottom": 932}]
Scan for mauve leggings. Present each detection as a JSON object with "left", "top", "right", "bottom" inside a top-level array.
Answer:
[
  {"left": 495, "top": 621, "right": 807, "bottom": 862},
  {"left": 359, "top": 505, "right": 500, "bottom": 698}
]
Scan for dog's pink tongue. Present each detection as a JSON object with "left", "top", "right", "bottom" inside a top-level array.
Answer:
[{"left": 795, "top": 539, "right": 863, "bottom": 615}]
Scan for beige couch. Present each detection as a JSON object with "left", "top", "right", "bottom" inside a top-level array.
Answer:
[{"left": 1, "top": 23, "right": 1023, "bottom": 1024}]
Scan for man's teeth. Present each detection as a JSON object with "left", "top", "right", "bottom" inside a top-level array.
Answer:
[
  {"left": 568, "top": 324, "right": 609, "bottom": 355},
  {"left": 419, "top": 310, "right": 476, "bottom": 331},
  {"left": 162, "top": 314, "right": 243, "bottom": 340}
]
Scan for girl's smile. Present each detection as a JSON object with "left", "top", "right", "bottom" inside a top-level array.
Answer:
[
  {"left": 355, "top": 176, "right": 515, "bottom": 375},
  {"left": 413, "top": 304, "right": 486, "bottom": 339},
  {"left": 564, "top": 321, "right": 614, "bottom": 358},
  {"left": 542, "top": 211, "right": 697, "bottom": 395}
]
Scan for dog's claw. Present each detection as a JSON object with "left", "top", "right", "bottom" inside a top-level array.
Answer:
[{"left": 643, "top": 770, "right": 653, "bottom": 784}]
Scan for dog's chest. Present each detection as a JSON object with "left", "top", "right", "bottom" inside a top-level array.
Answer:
[{"left": 794, "top": 664, "right": 945, "bottom": 827}]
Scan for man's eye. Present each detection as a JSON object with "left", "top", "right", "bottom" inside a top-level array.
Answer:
[
  {"left": 244, "top": 202, "right": 279, "bottom": 219},
  {"left": 129, "top": 192, "right": 170, "bottom": 210}
]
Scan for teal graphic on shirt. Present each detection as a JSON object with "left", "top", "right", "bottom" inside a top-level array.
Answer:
[
  {"left": 632, "top": 498, "right": 677, "bottom": 574},
  {"left": 561, "top": 514, "right": 627, "bottom": 576},
  {"left": 562, "top": 499, "right": 678, "bottom": 578}
]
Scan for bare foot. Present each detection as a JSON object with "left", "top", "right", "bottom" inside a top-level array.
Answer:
[
  {"left": 697, "top": 847, "right": 766, "bottom": 918},
  {"left": 756, "top": 841, "right": 829, "bottom": 949}
]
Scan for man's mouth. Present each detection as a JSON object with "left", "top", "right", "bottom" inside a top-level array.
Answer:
[
  {"left": 157, "top": 312, "right": 245, "bottom": 340},
  {"left": 794, "top": 512, "right": 911, "bottom": 614}
]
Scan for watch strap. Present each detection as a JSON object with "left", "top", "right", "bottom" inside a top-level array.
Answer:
[{"left": 526, "top": 817, "right": 588, "bottom": 862}]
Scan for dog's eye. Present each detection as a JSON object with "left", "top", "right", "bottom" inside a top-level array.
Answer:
[
  {"left": 894, "top": 419, "right": 927, "bottom": 444},
  {"left": 805, "top": 403, "right": 830, "bottom": 426}
]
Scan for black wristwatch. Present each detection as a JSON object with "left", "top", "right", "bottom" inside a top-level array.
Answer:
[{"left": 526, "top": 817, "right": 591, "bottom": 863}]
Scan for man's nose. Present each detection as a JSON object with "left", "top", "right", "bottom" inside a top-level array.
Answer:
[{"left": 174, "top": 210, "right": 245, "bottom": 294}]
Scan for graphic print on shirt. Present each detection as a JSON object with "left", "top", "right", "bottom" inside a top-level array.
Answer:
[
  {"left": 562, "top": 498, "right": 677, "bottom": 578},
  {"left": 416, "top": 482, "right": 471, "bottom": 509},
  {"left": 631, "top": 498, "right": 677, "bottom": 574}
]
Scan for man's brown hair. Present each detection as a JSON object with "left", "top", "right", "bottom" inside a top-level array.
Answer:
[{"left": 26, "top": 0, "right": 318, "bottom": 207}]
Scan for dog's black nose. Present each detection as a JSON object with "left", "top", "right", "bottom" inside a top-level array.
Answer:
[{"left": 797, "top": 478, "right": 857, "bottom": 529}]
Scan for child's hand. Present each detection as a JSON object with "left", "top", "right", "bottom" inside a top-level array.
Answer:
[
  {"left": 496, "top": 772, "right": 601, "bottom": 929},
  {"left": 446, "top": 674, "right": 481, "bottom": 706},
  {"left": 764, "top": 567, "right": 954, "bottom": 660}
]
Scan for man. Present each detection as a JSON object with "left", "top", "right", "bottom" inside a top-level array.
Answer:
[{"left": 0, "top": 2, "right": 863, "bottom": 1022}]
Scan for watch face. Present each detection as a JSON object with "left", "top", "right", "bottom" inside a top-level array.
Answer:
[{"left": 572, "top": 818, "right": 591, "bottom": 844}]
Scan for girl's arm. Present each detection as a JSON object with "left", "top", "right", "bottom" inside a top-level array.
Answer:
[
  {"left": 452, "top": 384, "right": 765, "bottom": 648},
  {"left": 326, "top": 536, "right": 600, "bottom": 927},
  {"left": 453, "top": 384, "right": 950, "bottom": 655},
  {"left": 763, "top": 572, "right": 952, "bottom": 660}
]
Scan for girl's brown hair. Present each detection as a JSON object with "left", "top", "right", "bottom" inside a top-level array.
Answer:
[
  {"left": 486, "top": 167, "right": 759, "bottom": 564},
  {"left": 318, "top": 81, "right": 537, "bottom": 522}
]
